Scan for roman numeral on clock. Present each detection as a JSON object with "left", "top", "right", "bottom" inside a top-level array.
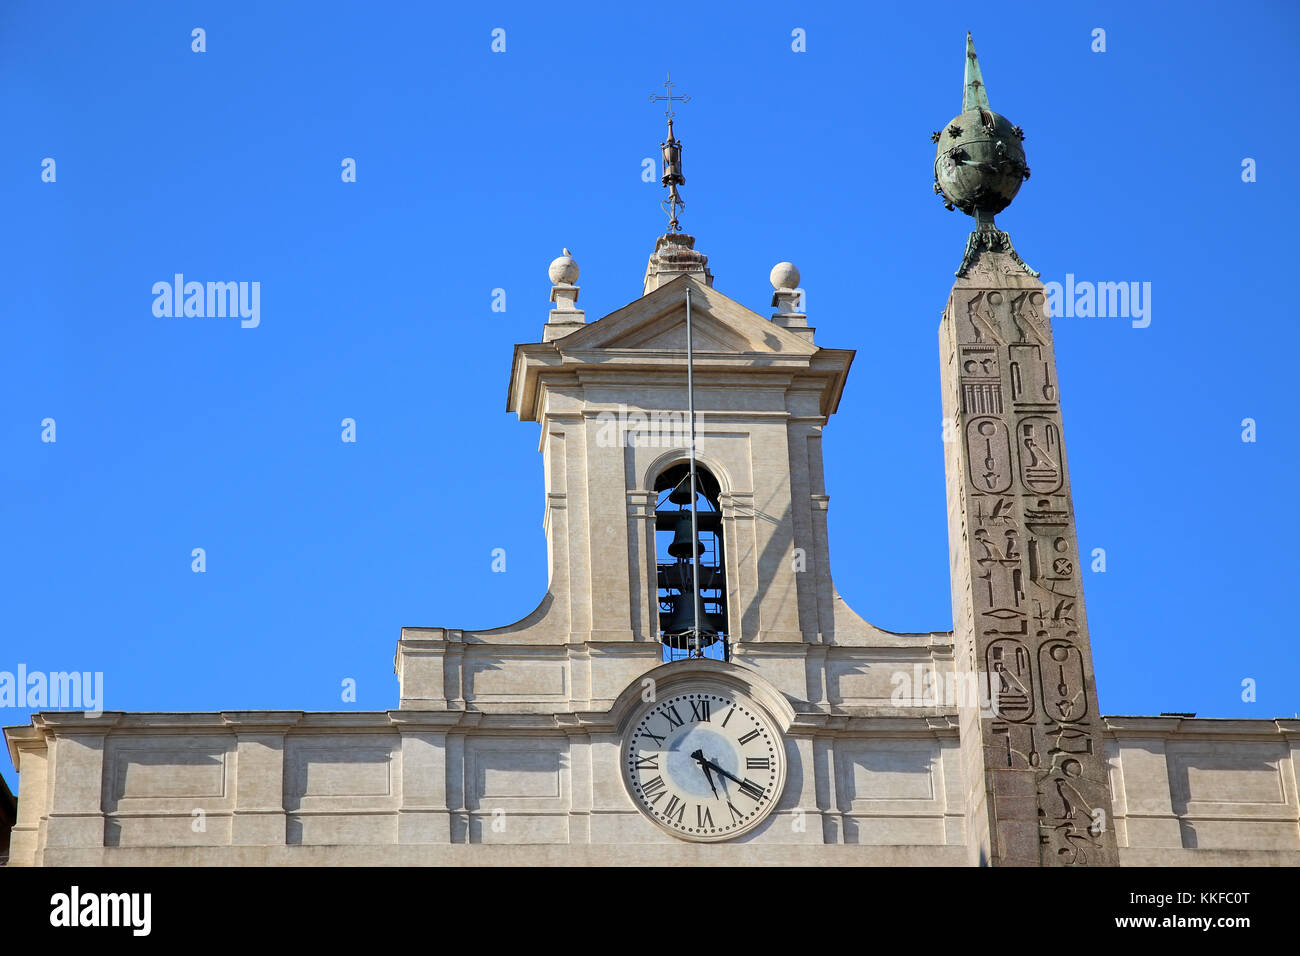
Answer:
[
  {"left": 737, "top": 778, "right": 765, "bottom": 801},
  {"left": 664, "top": 794, "right": 686, "bottom": 824},
  {"left": 634, "top": 754, "right": 658, "bottom": 771},
  {"left": 746, "top": 757, "right": 770, "bottom": 770},
  {"left": 737, "top": 729, "right": 761, "bottom": 745},
  {"left": 641, "top": 776, "right": 667, "bottom": 805},
  {"left": 662, "top": 705, "right": 684, "bottom": 730},
  {"left": 689, "top": 699, "right": 711, "bottom": 722},
  {"left": 697, "top": 805, "right": 714, "bottom": 828},
  {"left": 727, "top": 801, "right": 744, "bottom": 824}
]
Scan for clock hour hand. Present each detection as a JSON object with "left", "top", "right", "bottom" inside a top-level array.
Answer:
[{"left": 689, "top": 749, "right": 720, "bottom": 798}]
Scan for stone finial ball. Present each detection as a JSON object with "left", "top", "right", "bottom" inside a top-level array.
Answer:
[
  {"left": 770, "top": 261, "right": 800, "bottom": 290},
  {"left": 548, "top": 248, "right": 579, "bottom": 285}
]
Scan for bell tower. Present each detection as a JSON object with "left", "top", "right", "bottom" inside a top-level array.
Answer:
[
  {"left": 397, "top": 77, "right": 937, "bottom": 779},
  {"left": 503, "top": 246, "right": 855, "bottom": 660},
  {"left": 486, "top": 83, "right": 878, "bottom": 687},
  {"left": 935, "top": 34, "right": 1119, "bottom": 866}
]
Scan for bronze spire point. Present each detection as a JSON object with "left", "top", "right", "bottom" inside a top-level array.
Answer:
[{"left": 933, "top": 33, "right": 1037, "bottom": 277}]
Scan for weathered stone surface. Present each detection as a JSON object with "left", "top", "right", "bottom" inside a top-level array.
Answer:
[
  {"left": 6, "top": 709, "right": 1296, "bottom": 865},
  {"left": 940, "top": 244, "right": 1121, "bottom": 866}
]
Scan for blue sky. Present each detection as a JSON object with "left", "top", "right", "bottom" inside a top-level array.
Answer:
[{"left": 2, "top": 1, "right": 1297, "bottom": 788}]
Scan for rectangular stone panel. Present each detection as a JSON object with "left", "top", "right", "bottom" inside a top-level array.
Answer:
[
  {"left": 305, "top": 750, "right": 391, "bottom": 797},
  {"left": 826, "top": 654, "right": 937, "bottom": 706},
  {"left": 106, "top": 738, "right": 231, "bottom": 806},
  {"left": 1169, "top": 747, "right": 1288, "bottom": 805},
  {"left": 285, "top": 736, "right": 398, "bottom": 810},
  {"left": 287, "top": 812, "right": 397, "bottom": 846},
  {"left": 106, "top": 813, "right": 232, "bottom": 848},
  {"left": 1177, "top": 818, "right": 1298, "bottom": 851},
  {"left": 836, "top": 741, "right": 939, "bottom": 805},
  {"left": 480, "top": 750, "right": 562, "bottom": 799},
  {"left": 842, "top": 815, "right": 946, "bottom": 846},
  {"left": 468, "top": 811, "right": 569, "bottom": 844},
  {"left": 465, "top": 739, "right": 568, "bottom": 810},
  {"left": 463, "top": 657, "right": 567, "bottom": 701}
]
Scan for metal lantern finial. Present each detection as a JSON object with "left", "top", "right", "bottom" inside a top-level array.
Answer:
[{"left": 650, "top": 74, "right": 691, "bottom": 233}]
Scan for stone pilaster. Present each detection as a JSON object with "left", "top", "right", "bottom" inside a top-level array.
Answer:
[
  {"left": 626, "top": 490, "right": 659, "bottom": 641},
  {"left": 940, "top": 244, "right": 1119, "bottom": 866},
  {"left": 395, "top": 627, "right": 469, "bottom": 710},
  {"left": 558, "top": 716, "right": 593, "bottom": 843},
  {"left": 390, "top": 711, "right": 459, "bottom": 844},
  {"left": 225, "top": 712, "right": 297, "bottom": 846},
  {"left": 7, "top": 733, "right": 48, "bottom": 865},
  {"left": 43, "top": 721, "right": 114, "bottom": 850}
]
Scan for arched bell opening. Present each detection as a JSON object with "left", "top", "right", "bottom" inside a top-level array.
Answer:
[{"left": 653, "top": 462, "right": 729, "bottom": 663}]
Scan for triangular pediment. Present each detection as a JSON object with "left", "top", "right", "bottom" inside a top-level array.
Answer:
[
  {"left": 611, "top": 309, "right": 748, "bottom": 353},
  {"left": 555, "top": 275, "right": 817, "bottom": 356},
  {"left": 509, "top": 274, "right": 853, "bottom": 422}
]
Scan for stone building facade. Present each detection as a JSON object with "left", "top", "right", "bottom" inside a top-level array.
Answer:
[
  {"left": 5, "top": 237, "right": 1298, "bottom": 866},
  {"left": 5, "top": 40, "right": 1298, "bottom": 867}
]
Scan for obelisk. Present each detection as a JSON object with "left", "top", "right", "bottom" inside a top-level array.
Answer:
[{"left": 936, "top": 33, "right": 1120, "bottom": 866}]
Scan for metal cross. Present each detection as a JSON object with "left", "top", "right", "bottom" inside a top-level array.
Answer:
[{"left": 649, "top": 73, "right": 690, "bottom": 119}]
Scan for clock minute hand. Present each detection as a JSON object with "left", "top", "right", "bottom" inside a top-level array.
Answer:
[
  {"left": 703, "top": 756, "right": 744, "bottom": 787},
  {"left": 689, "top": 749, "right": 720, "bottom": 798}
]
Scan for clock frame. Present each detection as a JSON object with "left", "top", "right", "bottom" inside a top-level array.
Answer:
[{"left": 621, "top": 684, "right": 786, "bottom": 842}]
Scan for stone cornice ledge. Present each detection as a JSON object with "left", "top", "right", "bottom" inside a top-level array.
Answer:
[
  {"left": 25, "top": 711, "right": 1287, "bottom": 749},
  {"left": 788, "top": 713, "right": 959, "bottom": 734},
  {"left": 4, "top": 724, "right": 45, "bottom": 768},
  {"left": 1105, "top": 716, "right": 1300, "bottom": 737},
  {"left": 30, "top": 711, "right": 125, "bottom": 733},
  {"left": 385, "top": 711, "right": 468, "bottom": 730},
  {"left": 221, "top": 711, "right": 305, "bottom": 732}
]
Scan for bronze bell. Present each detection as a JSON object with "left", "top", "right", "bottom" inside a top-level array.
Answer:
[
  {"left": 667, "top": 480, "right": 693, "bottom": 506},
  {"left": 660, "top": 591, "right": 720, "bottom": 645},
  {"left": 667, "top": 514, "right": 704, "bottom": 559},
  {"left": 660, "top": 592, "right": 695, "bottom": 636}
]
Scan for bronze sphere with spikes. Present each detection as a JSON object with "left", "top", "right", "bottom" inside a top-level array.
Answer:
[{"left": 933, "top": 33, "right": 1030, "bottom": 220}]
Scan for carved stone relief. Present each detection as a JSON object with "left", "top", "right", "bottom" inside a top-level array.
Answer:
[{"left": 945, "top": 251, "right": 1119, "bottom": 866}]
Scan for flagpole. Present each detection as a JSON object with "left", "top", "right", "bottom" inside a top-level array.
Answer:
[{"left": 685, "top": 286, "right": 703, "bottom": 656}]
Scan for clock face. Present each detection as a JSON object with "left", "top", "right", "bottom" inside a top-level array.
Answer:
[{"left": 623, "top": 689, "right": 784, "bottom": 841}]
